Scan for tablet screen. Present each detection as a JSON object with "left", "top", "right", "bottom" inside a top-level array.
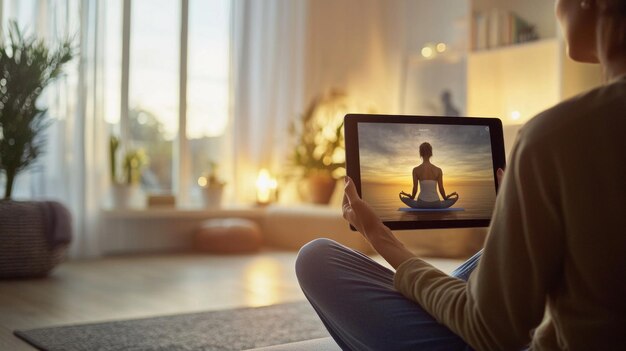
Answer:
[{"left": 345, "top": 115, "right": 505, "bottom": 229}]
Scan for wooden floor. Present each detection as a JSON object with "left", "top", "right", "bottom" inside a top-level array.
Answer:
[{"left": 0, "top": 251, "right": 461, "bottom": 350}]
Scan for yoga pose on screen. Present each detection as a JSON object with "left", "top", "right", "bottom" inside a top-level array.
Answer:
[{"left": 398, "top": 142, "right": 458, "bottom": 209}]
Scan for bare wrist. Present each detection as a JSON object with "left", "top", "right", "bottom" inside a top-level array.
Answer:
[{"left": 367, "top": 225, "right": 402, "bottom": 247}]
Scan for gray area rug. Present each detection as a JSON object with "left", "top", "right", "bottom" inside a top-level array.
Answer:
[{"left": 15, "top": 301, "right": 330, "bottom": 351}]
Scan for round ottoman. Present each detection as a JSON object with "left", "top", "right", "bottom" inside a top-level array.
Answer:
[{"left": 194, "top": 218, "right": 262, "bottom": 254}]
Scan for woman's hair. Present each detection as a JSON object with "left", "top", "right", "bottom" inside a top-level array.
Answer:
[
  {"left": 597, "top": 0, "right": 626, "bottom": 61},
  {"left": 419, "top": 142, "right": 433, "bottom": 159}
]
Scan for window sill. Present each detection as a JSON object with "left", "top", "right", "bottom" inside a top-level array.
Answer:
[{"left": 100, "top": 205, "right": 267, "bottom": 220}]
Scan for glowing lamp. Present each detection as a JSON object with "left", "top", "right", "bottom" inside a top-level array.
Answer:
[
  {"left": 510, "top": 110, "right": 521, "bottom": 121},
  {"left": 197, "top": 176, "right": 208, "bottom": 187},
  {"left": 255, "top": 169, "right": 277, "bottom": 205},
  {"left": 421, "top": 46, "right": 434, "bottom": 58}
]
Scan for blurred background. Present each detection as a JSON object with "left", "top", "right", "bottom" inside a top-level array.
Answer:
[
  {"left": 0, "top": 2, "right": 605, "bottom": 349},
  {"left": 0, "top": 0, "right": 601, "bottom": 258}
]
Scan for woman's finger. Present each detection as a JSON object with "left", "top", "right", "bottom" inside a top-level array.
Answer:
[
  {"left": 342, "top": 179, "right": 353, "bottom": 221},
  {"left": 342, "top": 177, "right": 350, "bottom": 207},
  {"left": 344, "top": 177, "right": 360, "bottom": 202},
  {"left": 497, "top": 168, "right": 505, "bottom": 187}
]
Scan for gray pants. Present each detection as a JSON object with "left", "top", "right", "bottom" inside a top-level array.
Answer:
[{"left": 296, "top": 238, "right": 479, "bottom": 350}]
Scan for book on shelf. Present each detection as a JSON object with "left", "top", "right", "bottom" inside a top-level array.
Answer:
[{"left": 472, "top": 9, "right": 539, "bottom": 51}]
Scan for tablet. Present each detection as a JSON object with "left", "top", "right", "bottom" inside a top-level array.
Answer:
[{"left": 344, "top": 114, "right": 506, "bottom": 230}]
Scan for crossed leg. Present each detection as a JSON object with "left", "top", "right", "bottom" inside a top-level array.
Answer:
[{"left": 296, "top": 238, "right": 481, "bottom": 351}]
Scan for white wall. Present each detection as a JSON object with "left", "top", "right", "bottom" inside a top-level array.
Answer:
[
  {"left": 303, "top": 0, "right": 408, "bottom": 114},
  {"left": 401, "top": 0, "right": 469, "bottom": 115},
  {"left": 403, "top": 0, "right": 469, "bottom": 53}
]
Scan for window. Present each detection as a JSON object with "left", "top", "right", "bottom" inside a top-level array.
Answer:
[
  {"left": 128, "top": 0, "right": 180, "bottom": 193},
  {"left": 106, "top": 0, "right": 231, "bottom": 202},
  {"left": 1, "top": 0, "right": 230, "bottom": 203},
  {"left": 186, "top": 0, "right": 231, "bottom": 202}
]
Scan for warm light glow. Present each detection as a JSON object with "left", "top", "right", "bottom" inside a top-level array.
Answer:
[
  {"left": 256, "top": 169, "right": 277, "bottom": 204},
  {"left": 436, "top": 42, "right": 447, "bottom": 53},
  {"left": 244, "top": 258, "right": 282, "bottom": 307},
  {"left": 421, "top": 46, "right": 434, "bottom": 58},
  {"left": 510, "top": 110, "right": 521, "bottom": 121},
  {"left": 197, "top": 176, "right": 207, "bottom": 187}
]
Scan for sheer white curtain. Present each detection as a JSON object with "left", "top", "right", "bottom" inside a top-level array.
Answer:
[
  {"left": 1, "top": 0, "right": 107, "bottom": 258},
  {"left": 230, "top": 0, "right": 308, "bottom": 203},
  {"left": 228, "top": 0, "right": 406, "bottom": 204}
]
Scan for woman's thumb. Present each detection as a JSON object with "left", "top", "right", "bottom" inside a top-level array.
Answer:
[{"left": 344, "top": 177, "right": 360, "bottom": 201}]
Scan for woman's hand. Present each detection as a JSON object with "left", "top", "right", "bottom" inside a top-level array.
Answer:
[
  {"left": 399, "top": 191, "right": 412, "bottom": 198},
  {"left": 342, "top": 177, "right": 416, "bottom": 269},
  {"left": 445, "top": 192, "right": 458, "bottom": 200},
  {"left": 342, "top": 177, "right": 384, "bottom": 237}
]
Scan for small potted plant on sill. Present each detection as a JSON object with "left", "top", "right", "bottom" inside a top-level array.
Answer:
[
  {"left": 0, "top": 21, "right": 74, "bottom": 278},
  {"left": 198, "top": 161, "right": 225, "bottom": 209},
  {"left": 109, "top": 135, "right": 148, "bottom": 209}
]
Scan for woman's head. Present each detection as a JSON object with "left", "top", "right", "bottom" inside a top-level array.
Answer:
[
  {"left": 556, "top": 0, "right": 626, "bottom": 65},
  {"left": 419, "top": 142, "right": 433, "bottom": 160}
]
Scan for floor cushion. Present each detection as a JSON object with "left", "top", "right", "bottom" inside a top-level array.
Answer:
[{"left": 194, "top": 218, "right": 262, "bottom": 254}]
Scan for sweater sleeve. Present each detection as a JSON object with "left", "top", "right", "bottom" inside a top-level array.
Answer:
[{"left": 393, "top": 131, "right": 565, "bottom": 351}]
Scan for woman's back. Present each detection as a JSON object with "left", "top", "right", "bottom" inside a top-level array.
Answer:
[
  {"left": 413, "top": 162, "right": 442, "bottom": 202},
  {"left": 521, "top": 77, "right": 626, "bottom": 348},
  {"left": 414, "top": 163, "right": 441, "bottom": 181},
  {"left": 414, "top": 164, "right": 442, "bottom": 202}
]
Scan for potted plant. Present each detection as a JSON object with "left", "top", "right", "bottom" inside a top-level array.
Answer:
[
  {"left": 109, "top": 135, "right": 148, "bottom": 208},
  {"left": 0, "top": 21, "right": 74, "bottom": 278},
  {"left": 289, "top": 91, "right": 375, "bottom": 204},
  {"left": 198, "top": 161, "right": 225, "bottom": 209}
]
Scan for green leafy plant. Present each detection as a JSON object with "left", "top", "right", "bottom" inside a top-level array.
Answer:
[
  {"left": 109, "top": 135, "right": 149, "bottom": 186},
  {"left": 122, "top": 149, "right": 148, "bottom": 185},
  {"left": 289, "top": 91, "right": 376, "bottom": 179},
  {"left": 110, "top": 135, "right": 120, "bottom": 184},
  {"left": 0, "top": 21, "right": 74, "bottom": 199}
]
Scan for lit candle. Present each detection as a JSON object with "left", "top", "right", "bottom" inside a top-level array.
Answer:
[{"left": 256, "top": 169, "right": 277, "bottom": 205}]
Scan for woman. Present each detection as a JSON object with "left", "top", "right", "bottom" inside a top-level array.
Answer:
[
  {"left": 399, "top": 142, "right": 459, "bottom": 209},
  {"left": 296, "top": 0, "right": 626, "bottom": 349}
]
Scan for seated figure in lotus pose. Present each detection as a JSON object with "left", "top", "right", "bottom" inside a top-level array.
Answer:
[{"left": 399, "top": 142, "right": 458, "bottom": 209}]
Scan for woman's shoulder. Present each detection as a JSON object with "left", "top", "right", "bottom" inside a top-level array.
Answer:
[{"left": 521, "top": 80, "right": 626, "bottom": 145}]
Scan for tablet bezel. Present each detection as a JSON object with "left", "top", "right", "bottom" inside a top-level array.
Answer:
[{"left": 344, "top": 114, "right": 506, "bottom": 230}]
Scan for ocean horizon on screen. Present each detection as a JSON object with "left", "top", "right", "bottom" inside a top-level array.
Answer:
[{"left": 358, "top": 122, "right": 496, "bottom": 222}]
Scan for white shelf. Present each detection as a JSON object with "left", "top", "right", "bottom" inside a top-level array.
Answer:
[{"left": 469, "top": 37, "right": 558, "bottom": 56}]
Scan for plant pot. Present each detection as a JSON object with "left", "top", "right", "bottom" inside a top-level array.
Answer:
[
  {"left": 111, "top": 183, "right": 141, "bottom": 209},
  {"left": 200, "top": 185, "right": 225, "bottom": 209},
  {"left": 0, "top": 200, "right": 72, "bottom": 279},
  {"left": 306, "top": 172, "right": 337, "bottom": 205}
]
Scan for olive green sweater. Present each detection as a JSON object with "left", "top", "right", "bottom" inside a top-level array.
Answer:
[{"left": 394, "top": 76, "right": 626, "bottom": 350}]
